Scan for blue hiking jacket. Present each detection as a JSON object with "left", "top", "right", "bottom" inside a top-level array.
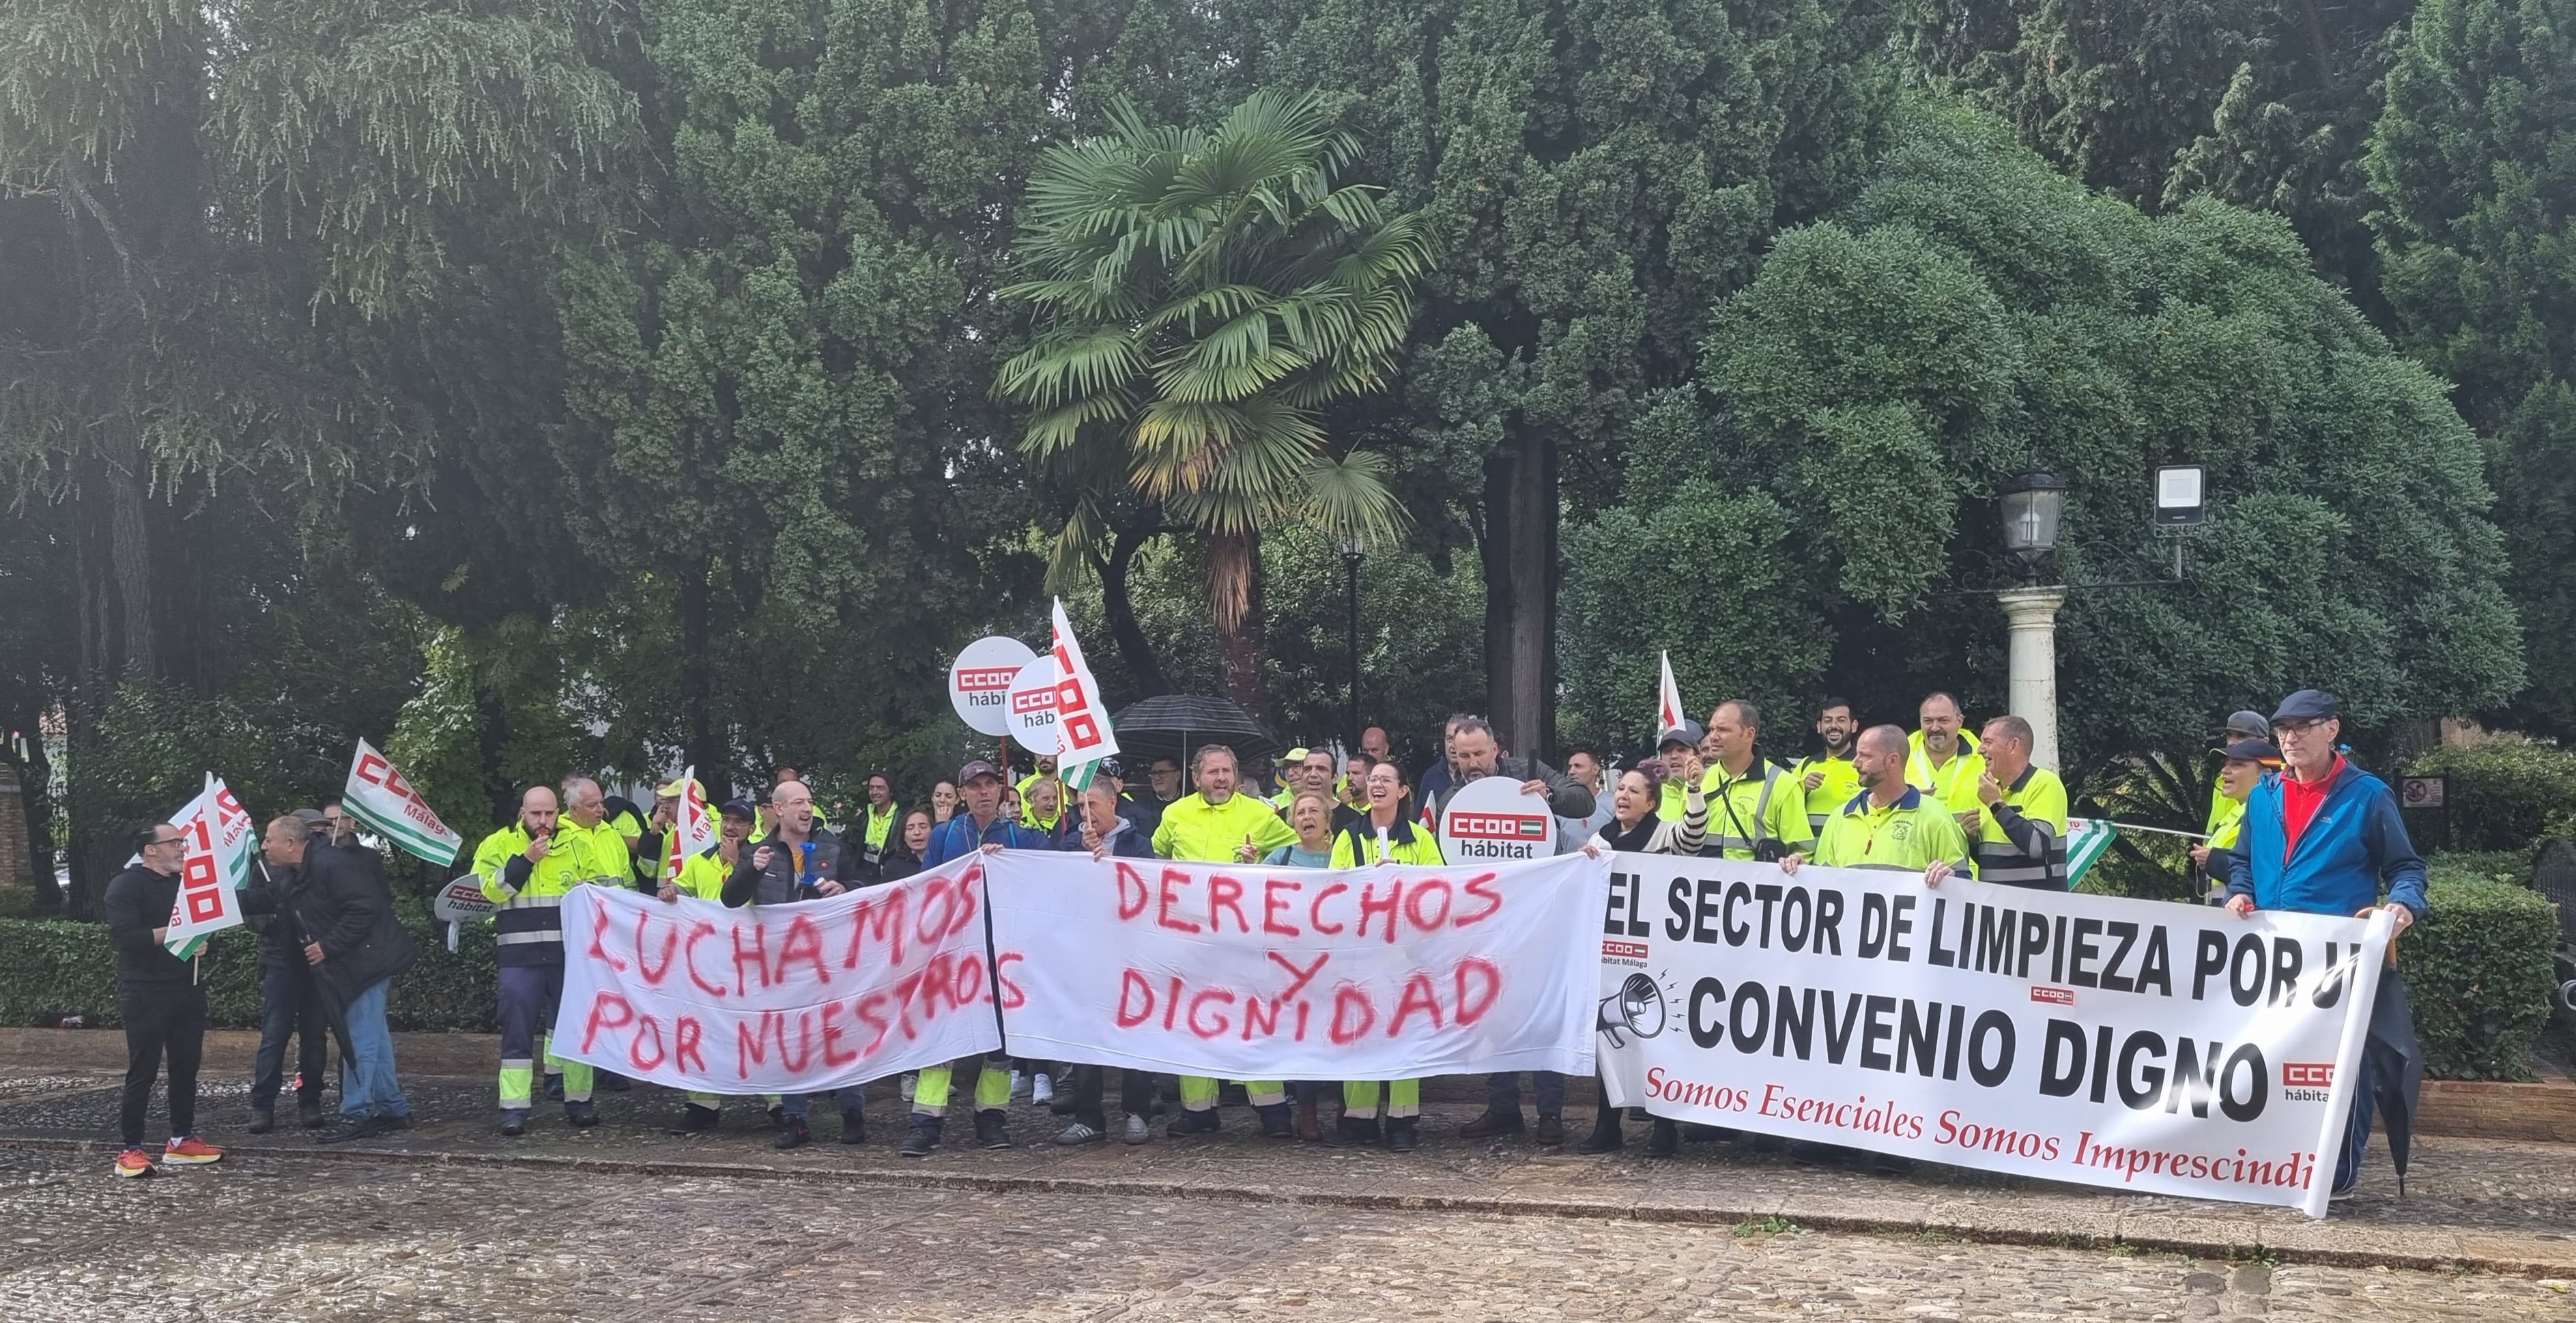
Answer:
[
  {"left": 923, "top": 813, "right": 1048, "bottom": 868},
  {"left": 2223, "top": 760, "right": 2427, "bottom": 920}
]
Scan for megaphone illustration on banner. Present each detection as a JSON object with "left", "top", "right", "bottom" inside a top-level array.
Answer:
[{"left": 1597, "top": 971, "right": 1668, "bottom": 1047}]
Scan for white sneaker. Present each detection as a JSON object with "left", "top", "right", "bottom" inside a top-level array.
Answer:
[
  {"left": 1032, "top": 1072, "right": 1055, "bottom": 1105},
  {"left": 1122, "top": 1113, "right": 1151, "bottom": 1145},
  {"left": 898, "top": 1073, "right": 916, "bottom": 1102}
]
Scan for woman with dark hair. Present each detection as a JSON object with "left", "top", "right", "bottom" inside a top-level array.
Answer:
[
  {"left": 874, "top": 809, "right": 935, "bottom": 881},
  {"left": 1578, "top": 756, "right": 1706, "bottom": 1156},
  {"left": 929, "top": 780, "right": 959, "bottom": 825}
]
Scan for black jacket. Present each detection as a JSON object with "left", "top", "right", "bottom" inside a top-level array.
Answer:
[
  {"left": 1424, "top": 756, "right": 1596, "bottom": 824},
  {"left": 104, "top": 864, "right": 199, "bottom": 988},
  {"left": 294, "top": 842, "right": 418, "bottom": 1004},
  {"left": 725, "top": 825, "right": 846, "bottom": 906},
  {"left": 239, "top": 857, "right": 311, "bottom": 969}
]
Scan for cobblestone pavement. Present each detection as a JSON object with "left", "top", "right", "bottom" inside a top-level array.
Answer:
[{"left": 1, "top": 1146, "right": 2571, "bottom": 1322}]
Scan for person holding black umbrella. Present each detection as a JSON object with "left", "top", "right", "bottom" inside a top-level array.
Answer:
[
  {"left": 2222, "top": 689, "right": 2426, "bottom": 1201},
  {"left": 257, "top": 814, "right": 418, "bottom": 1143}
]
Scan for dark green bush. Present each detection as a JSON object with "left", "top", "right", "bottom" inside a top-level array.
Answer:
[
  {"left": 0, "top": 917, "right": 498, "bottom": 1032},
  {"left": 2409, "top": 860, "right": 2562, "bottom": 1081},
  {"left": 2405, "top": 741, "right": 2576, "bottom": 851}
]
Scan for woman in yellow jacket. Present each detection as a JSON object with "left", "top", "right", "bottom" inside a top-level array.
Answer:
[{"left": 1326, "top": 759, "right": 1443, "bottom": 1151}]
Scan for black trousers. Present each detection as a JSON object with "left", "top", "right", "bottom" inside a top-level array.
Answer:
[
  {"left": 1069, "top": 1064, "right": 1158, "bottom": 1130},
  {"left": 119, "top": 984, "right": 208, "bottom": 1148}
]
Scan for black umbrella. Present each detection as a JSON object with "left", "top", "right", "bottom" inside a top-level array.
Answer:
[
  {"left": 2367, "top": 963, "right": 2424, "bottom": 1198},
  {"left": 1108, "top": 694, "right": 1280, "bottom": 767}
]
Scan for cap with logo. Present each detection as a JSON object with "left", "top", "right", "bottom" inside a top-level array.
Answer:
[{"left": 958, "top": 758, "right": 1003, "bottom": 784}]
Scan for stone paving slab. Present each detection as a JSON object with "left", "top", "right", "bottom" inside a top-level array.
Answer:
[{"left": 4, "top": 1059, "right": 2571, "bottom": 1279}]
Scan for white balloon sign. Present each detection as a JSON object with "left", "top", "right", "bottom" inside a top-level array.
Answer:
[
  {"left": 948, "top": 636, "right": 1037, "bottom": 738},
  {"left": 1007, "top": 655, "right": 1063, "bottom": 754}
]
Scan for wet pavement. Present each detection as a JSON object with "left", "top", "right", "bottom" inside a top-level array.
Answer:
[{"left": 1, "top": 1030, "right": 2572, "bottom": 1319}]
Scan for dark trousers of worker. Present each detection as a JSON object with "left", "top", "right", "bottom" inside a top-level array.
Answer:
[
  {"left": 2335, "top": 971, "right": 2416, "bottom": 1193},
  {"left": 118, "top": 984, "right": 207, "bottom": 1148},
  {"left": 1487, "top": 1070, "right": 1567, "bottom": 1116},
  {"left": 251, "top": 960, "right": 330, "bottom": 1113},
  {"left": 1069, "top": 1064, "right": 1158, "bottom": 1130}
]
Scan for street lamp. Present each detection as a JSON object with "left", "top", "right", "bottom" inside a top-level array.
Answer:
[
  {"left": 1339, "top": 529, "right": 1366, "bottom": 754},
  {"left": 1998, "top": 469, "right": 2066, "bottom": 584},
  {"left": 1997, "top": 468, "right": 2068, "bottom": 769}
]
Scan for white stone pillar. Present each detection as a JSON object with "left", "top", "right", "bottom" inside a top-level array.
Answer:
[{"left": 1998, "top": 586, "right": 2068, "bottom": 770}]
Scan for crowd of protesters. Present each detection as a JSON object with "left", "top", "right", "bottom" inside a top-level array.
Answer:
[{"left": 104, "top": 687, "right": 2419, "bottom": 1202}]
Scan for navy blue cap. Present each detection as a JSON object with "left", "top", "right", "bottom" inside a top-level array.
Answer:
[
  {"left": 2269, "top": 689, "right": 2340, "bottom": 724},
  {"left": 718, "top": 798, "right": 756, "bottom": 820},
  {"left": 2221, "top": 738, "right": 2282, "bottom": 763}
]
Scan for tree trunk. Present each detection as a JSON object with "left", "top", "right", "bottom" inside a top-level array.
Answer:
[
  {"left": 1214, "top": 530, "right": 1266, "bottom": 718},
  {"left": 1480, "top": 427, "right": 1558, "bottom": 760},
  {"left": 1102, "top": 520, "right": 1173, "bottom": 699},
  {"left": 475, "top": 674, "right": 517, "bottom": 823},
  {"left": 677, "top": 558, "right": 724, "bottom": 798}
]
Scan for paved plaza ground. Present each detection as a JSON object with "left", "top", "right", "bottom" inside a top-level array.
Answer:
[{"left": 0, "top": 1030, "right": 2569, "bottom": 1320}]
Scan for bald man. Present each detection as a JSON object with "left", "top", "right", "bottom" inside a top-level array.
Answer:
[{"left": 471, "top": 786, "right": 607, "bottom": 1135}]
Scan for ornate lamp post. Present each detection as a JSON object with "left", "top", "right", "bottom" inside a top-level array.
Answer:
[
  {"left": 1339, "top": 530, "right": 1366, "bottom": 754},
  {"left": 1997, "top": 470, "right": 2067, "bottom": 769}
]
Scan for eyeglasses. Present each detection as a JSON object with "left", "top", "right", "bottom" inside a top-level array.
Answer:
[
  {"left": 2273, "top": 720, "right": 2326, "bottom": 736},
  {"left": 148, "top": 836, "right": 186, "bottom": 849}
]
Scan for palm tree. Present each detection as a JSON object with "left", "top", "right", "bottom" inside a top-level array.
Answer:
[{"left": 995, "top": 90, "right": 1436, "bottom": 713}]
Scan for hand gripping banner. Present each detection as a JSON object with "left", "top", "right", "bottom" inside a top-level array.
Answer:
[
  {"left": 985, "top": 851, "right": 1607, "bottom": 1081},
  {"left": 1594, "top": 854, "right": 2391, "bottom": 1217},
  {"left": 552, "top": 862, "right": 1005, "bottom": 1095}
]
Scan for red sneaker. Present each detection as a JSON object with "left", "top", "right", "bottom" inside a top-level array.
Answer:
[
  {"left": 112, "top": 1147, "right": 156, "bottom": 1178},
  {"left": 162, "top": 1135, "right": 225, "bottom": 1165}
]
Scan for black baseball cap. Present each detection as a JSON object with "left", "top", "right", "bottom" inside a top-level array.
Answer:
[
  {"left": 958, "top": 759, "right": 1003, "bottom": 784},
  {"left": 1657, "top": 719, "right": 1706, "bottom": 751},
  {"left": 2221, "top": 738, "right": 2282, "bottom": 764},
  {"left": 2222, "top": 710, "right": 2271, "bottom": 741},
  {"left": 718, "top": 798, "right": 757, "bottom": 821}
]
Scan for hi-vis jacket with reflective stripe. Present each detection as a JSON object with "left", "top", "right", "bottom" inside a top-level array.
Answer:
[
  {"left": 1970, "top": 765, "right": 2068, "bottom": 890},
  {"left": 1326, "top": 816, "right": 1446, "bottom": 866},
  {"left": 1697, "top": 760, "right": 1816, "bottom": 860},
  {"left": 1812, "top": 788, "right": 1972, "bottom": 875},
  {"left": 474, "top": 822, "right": 624, "bottom": 966}
]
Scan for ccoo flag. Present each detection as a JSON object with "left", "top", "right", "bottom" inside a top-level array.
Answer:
[
  {"left": 163, "top": 774, "right": 254, "bottom": 959},
  {"left": 663, "top": 767, "right": 717, "bottom": 882},
  {"left": 1657, "top": 651, "right": 1687, "bottom": 735},
  {"left": 1048, "top": 598, "right": 1120, "bottom": 773},
  {"left": 344, "top": 739, "right": 466, "bottom": 866}
]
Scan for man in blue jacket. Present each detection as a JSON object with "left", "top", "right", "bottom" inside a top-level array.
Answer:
[{"left": 2223, "top": 689, "right": 2424, "bottom": 1200}]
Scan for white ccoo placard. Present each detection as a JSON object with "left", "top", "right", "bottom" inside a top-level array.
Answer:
[{"left": 948, "top": 636, "right": 1038, "bottom": 737}]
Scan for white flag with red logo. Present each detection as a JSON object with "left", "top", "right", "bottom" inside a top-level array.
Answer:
[
  {"left": 1657, "top": 651, "right": 1687, "bottom": 735},
  {"left": 344, "top": 739, "right": 464, "bottom": 865},
  {"left": 1048, "top": 597, "right": 1120, "bottom": 766},
  {"left": 667, "top": 767, "right": 717, "bottom": 881},
  {"left": 163, "top": 774, "right": 253, "bottom": 959}
]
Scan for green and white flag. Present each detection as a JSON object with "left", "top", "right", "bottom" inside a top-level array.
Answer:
[
  {"left": 2064, "top": 816, "right": 2118, "bottom": 887},
  {"left": 163, "top": 775, "right": 254, "bottom": 960},
  {"left": 344, "top": 739, "right": 465, "bottom": 866}
]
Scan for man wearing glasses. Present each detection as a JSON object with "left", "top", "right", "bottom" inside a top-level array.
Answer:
[
  {"left": 102, "top": 824, "right": 226, "bottom": 1178},
  {"left": 2222, "top": 689, "right": 2425, "bottom": 1201}
]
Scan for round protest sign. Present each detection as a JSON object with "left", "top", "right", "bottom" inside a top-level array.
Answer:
[
  {"left": 948, "top": 636, "right": 1037, "bottom": 737},
  {"left": 1437, "top": 775, "right": 1559, "bottom": 861},
  {"left": 1007, "top": 655, "right": 1062, "bottom": 754},
  {"left": 431, "top": 874, "right": 497, "bottom": 924}
]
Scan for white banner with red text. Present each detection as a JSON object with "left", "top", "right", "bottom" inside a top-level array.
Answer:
[
  {"left": 551, "top": 862, "right": 1006, "bottom": 1095},
  {"left": 1595, "top": 854, "right": 2391, "bottom": 1218},
  {"left": 984, "top": 851, "right": 1605, "bottom": 1081}
]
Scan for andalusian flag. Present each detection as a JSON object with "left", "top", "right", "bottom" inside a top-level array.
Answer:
[
  {"left": 344, "top": 739, "right": 465, "bottom": 866},
  {"left": 2065, "top": 817, "right": 2118, "bottom": 887},
  {"left": 1657, "top": 651, "right": 1687, "bottom": 735}
]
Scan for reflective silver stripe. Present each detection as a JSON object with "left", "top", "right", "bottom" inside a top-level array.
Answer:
[
  {"left": 502, "top": 893, "right": 564, "bottom": 910},
  {"left": 500, "top": 1058, "right": 536, "bottom": 1070},
  {"left": 496, "top": 930, "right": 563, "bottom": 945},
  {"left": 1706, "top": 835, "right": 1756, "bottom": 851},
  {"left": 1807, "top": 814, "right": 1830, "bottom": 832}
]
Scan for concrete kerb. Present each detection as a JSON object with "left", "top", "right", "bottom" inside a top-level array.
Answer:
[{"left": 4, "top": 1132, "right": 2560, "bottom": 1280}]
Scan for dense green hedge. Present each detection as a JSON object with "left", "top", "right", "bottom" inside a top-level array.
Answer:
[
  {"left": 0, "top": 917, "right": 498, "bottom": 1032},
  {"left": 2410, "top": 861, "right": 2562, "bottom": 1081},
  {"left": 2405, "top": 741, "right": 2576, "bottom": 851}
]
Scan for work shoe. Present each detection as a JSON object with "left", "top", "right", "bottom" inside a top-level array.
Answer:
[
  {"left": 1166, "top": 1107, "right": 1220, "bottom": 1137},
  {"left": 564, "top": 1100, "right": 599, "bottom": 1129},
  {"left": 1293, "top": 1100, "right": 1322, "bottom": 1142},
  {"left": 900, "top": 1115, "right": 941, "bottom": 1158},
  {"left": 839, "top": 1108, "right": 868, "bottom": 1146},
  {"left": 1385, "top": 1118, "right": 1421, "bottom": 1152},
  {"left": 113, "top": 1147, "right": 156, "bottom": 1179},
  {"left": 1644, "top": 1118, "right": 1679, "bottom": 1158},
  {"left": 298, "top": 1100, "right": 326, "bottom": 1129},
  {"left": 499, "top": 1109, "right": 529, "bottom": 1137},
  {"left": 1055, "top": 1121, "right": 1105, "bottom": 1145},
  {"left": 247, "top": 1109, "right": 275, "bottom": 1135},
  {"left": 1332, "top": 1114, "right": 1381, "bottom": 1146},
  {"left": 766, "top": 1104, "right": 787, "bottom": 1129},
  {"left": 1573, "top": 1111, "right": 1624, "bottom": 1154},
  {"left": 317, "top": 1115, "right": 381, "bottom": 1144},
  {"left": 670, "top": 1103, "right": 721, "bottom": 1135},
  {"left": 162, "top": 1135, "right": 225, "bottom": 1166},
  {"left": 545, "top": 1074, "right": 564, "bottom": 1102},
  {"left": 1458, "top": 1109, "right": 1525, "bottom": 1139},
  {"left": 1122, "top": 1113, "right": 1151, "bottom": 1146},
  {"left": 973, "top": 1109, "right": 1012, "bottom": 1150},
  {"left": 378, "top": 1114, "right": 412, "bottom": 1133},
  {"left": 1255, "top": 1102, "right": 1295, "bottom": 1139},
  {"left": 773, "top": 1118, "right": 810, "bottom": 1150},
  {"left": 1535, "top": 1113, "right": 1566, "bottom": 1147}
]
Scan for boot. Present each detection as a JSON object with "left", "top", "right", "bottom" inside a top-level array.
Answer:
[
  {"left": 1333, "top": 1113, "right": 1381, "bottom": 1146},
  {"left": 1574, "top": 1109, "right": 1624, "bottom": 1154},
  {"left": 1458, "top": 1109, "right": 1524, "bottom": 1139},
  {"left": 1256, "top": 1102, "right": 1295, "bottom": 1139},
  {"left": 1644, "top": 1118, "right": 1679, "bottom": 1158},
  {"left": 839, "top": 1107, "right": 868, "bottom": 1146},
  {"left": 1293, "top": 1100, "right": 1322, "bottom": 1142},
  {"left": 773, "top": 1117, "right": 810, "bottom": 1150},
  {"left": 900, "top": 1115, "right": 941, "bottom": 1158},
  {"left": 1534, "top": 1113, "right": 1566, "bottom": 1146},
  {"left": 247, "top": 1109, "right": 275, "bottom": 1136},
  {"left": 1385, "top": 1117, "right": 1421, "bottom": 1152},
  {"left": 670, "top": 1103, "right": 721, "bottom": 1135},
  {"left": 973, "top": 1108, "right": 1012, "bottom": 1150},
  {"left": 499, "top": 1109, "right": 529, "bottom": 1137},
  {"left": 297, "top": 1099, "right": 326, "bottom": 1129},
  {"left": 1166, "top": 1107, "right": 1220, "bottom": 1137},
  {"left": 564, "top": 1099, "right": 599, "bottom": 1129}
]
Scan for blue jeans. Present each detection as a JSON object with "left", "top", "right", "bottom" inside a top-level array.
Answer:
[
  {"left": 338, "top": 980, "right": 410, "bottom": 1121},
  {"left": 1487, "top": 1070, "right": 1566, "bottom": 1116},
  {"left": 252, "top": 961, "right": 329, "bottom": 1112}
]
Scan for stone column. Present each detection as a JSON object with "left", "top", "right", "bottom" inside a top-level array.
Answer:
[{"left": 1998, "top": 586, "right": 2068, "bottom": 770}]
